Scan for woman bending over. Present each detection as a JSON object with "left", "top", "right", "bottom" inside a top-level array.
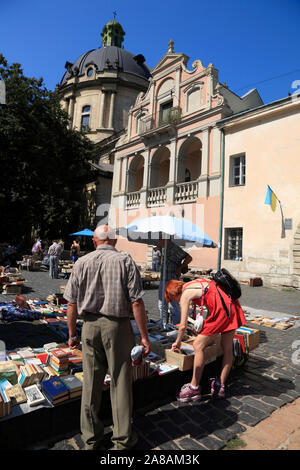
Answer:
[{"left": 165, "top": 277, "right": 246, "bottom": 402}]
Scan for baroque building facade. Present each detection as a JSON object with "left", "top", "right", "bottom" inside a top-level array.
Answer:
[
  {"left": 58, "top": 21, "right": 300, "bottom": 288},
  {"left": 109, "top": 40, "right": 262, "bottom": 270}
]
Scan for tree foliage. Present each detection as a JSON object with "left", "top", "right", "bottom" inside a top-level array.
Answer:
[{"left": 0, "top": 54, "right": 97, "bottom": 247}]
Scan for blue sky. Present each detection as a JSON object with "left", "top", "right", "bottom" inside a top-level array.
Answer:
[{"left": 1, "top": 0, "right": 300, "bottom": 104}]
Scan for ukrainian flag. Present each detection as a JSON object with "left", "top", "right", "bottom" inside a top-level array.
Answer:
[{"left": 264, "top": 185, "right": 277, "bottom": 212}]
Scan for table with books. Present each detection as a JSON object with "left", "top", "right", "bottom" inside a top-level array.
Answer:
[{"left": 0, "top": 295, "right": 260, "bottom": 449}]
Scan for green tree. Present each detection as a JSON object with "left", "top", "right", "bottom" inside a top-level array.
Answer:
[{"left": 0, "top": 54, "right": 97, "bottom": 248}]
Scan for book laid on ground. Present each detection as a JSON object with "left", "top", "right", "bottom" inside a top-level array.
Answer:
[
  {"left": 24, "top": 384, "right": 46, "bottom": 407},
  {"left": 155, "top": 361, "right": 179, "bottom": 375}
]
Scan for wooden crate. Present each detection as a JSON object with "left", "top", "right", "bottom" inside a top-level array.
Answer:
[
  {"left": 2, "top": 284, "right": 22, "bottom": 294},
  {"left": 164, "top": 334, "right": 225, "bottom": 371},
  {"left": 246, "top": 329, "right": 260, "bottom": 351},
  {"left": 165, "top": 345, "right": 194, "bottom": 371}
]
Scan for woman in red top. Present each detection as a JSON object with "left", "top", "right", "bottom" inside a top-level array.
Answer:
[{"left": 165, "top": 277, "right": 246, "bottom": 402}]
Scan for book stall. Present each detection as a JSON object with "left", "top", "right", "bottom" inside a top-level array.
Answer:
[
  {"left": 0, "top": 267, "right": 27, "bottom": 295},
  {"left": 58, "top": 261, "right": 74, "bottom": 279},
  {"left": 17, "top": 256, "right": 43, "bottom": 272},
  {"left": 0, "top": 291, "right": 260, "bottom": 449}
]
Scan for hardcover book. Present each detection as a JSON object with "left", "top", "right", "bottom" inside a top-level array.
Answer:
[
  {"left": 35, "top": 353, "right": 49, "bottom": 364},
  {"left": 51, "top": 348, "right": 69, "bottom": 359},
  {"left": 41, "top": 376, "right": 69, "bottom": 400},
  {"left": 60, "top": 375, "right": 82, "bottom": 393}
]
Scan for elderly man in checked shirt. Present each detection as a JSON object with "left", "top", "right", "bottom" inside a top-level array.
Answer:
[{"left": 64, "top": 225, "right": 150, "bottom": 451}]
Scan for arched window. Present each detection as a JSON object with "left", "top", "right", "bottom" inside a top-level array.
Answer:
[{"left": 81, "top": 105, "right": 91, "bottom": 131}]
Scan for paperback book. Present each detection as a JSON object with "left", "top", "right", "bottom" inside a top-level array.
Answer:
[{"left": 24, "top": 384, "right": 46, "bottom": 407}]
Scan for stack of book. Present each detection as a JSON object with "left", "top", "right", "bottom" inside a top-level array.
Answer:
[
  {"left": 0, "top": 382, "right": 11, "bottom": 417},
  {"left": 60, "top": 374, "right": 82, "bottom": 399},
  {"left": 49, "top": 348, "right": 69, "bottom": 376},
  {"left": 18, "top": 363, "right": 46, "bottom": 387},
  {"left": 132, "top": 360, "right": 151, "bottom": 381},
  {"left": 0, "top": 378, "right": 27, "bottom": 407},
  {"left": 41, "top": 376, "right": 69, "bottom": 405}
]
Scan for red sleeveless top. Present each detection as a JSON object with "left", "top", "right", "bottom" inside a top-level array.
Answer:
[{"left": 186, "top": 278, "right": 246, "bottom": 335}]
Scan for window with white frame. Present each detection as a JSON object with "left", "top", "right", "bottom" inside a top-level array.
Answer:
[
  {"left": 224, "top": 227, "right": 243, "bottom": 260},
  {"left": 229, "top": 153, "right": 246, "bottom": 186},
  {"left": 81, "top": 105, "right": 91, "bottom": 131}
]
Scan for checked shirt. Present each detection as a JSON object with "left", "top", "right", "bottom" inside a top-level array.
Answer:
[{"left": 63, "top": 245, "right": 144, "bottom": 318}]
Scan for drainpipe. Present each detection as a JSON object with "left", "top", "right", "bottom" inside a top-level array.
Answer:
[{"left": 217, "top": 128, "right": 225, "bottom": 270}]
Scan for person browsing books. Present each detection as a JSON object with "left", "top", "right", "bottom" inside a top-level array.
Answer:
[
  {"left": 64, "top": 225, "right": 150, "bottom": 451},
  {"left": 164, "top": 276, "right": 246, "bottom": 402},
  {"left": 157, "top": 239, "right": 192, "bottom": 329}
]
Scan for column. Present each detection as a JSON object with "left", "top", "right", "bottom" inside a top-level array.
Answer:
[
  {"left": 108, "top": 91, "right": 116, "bottom": 129},
  {"left": 210, "top": 126, "right": 222, "bottom": 197},
  {"left": 68, "top": 96, "right": 75, "bottom": 129},
  {"left": 167, "top": 139, "right": 177, "bottom": 202},
  {"left": 127, "top": 111, "right": 132, "bottom": 138},
  {"left": 140, "top": 148, "right": 150, "bottom": 205},
  {"left": 174, "top": 67, "right": 181, "bottom": 108},
  {"left": 99, "top": 90, "right": 106, "bottom": 128},
  {"left": 198, "top": 127, "right": 210, "bottom": 198}
]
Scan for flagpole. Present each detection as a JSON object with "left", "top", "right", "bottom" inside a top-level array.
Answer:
[{"left": 266, "top": 185, "right": 286, "bottom": 238}]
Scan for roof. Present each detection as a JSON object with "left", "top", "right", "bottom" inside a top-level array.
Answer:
[{"left": 60, "top": 46, "right": 151, "bottom": 87}]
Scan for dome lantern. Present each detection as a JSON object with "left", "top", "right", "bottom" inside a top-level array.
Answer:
[{"left": 101, "top": 18, "right": 125, "bottom": 48}]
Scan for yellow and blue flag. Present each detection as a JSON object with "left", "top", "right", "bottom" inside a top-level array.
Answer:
[{"left": 264, "top": 185, "right": 277, "bottom": 212}]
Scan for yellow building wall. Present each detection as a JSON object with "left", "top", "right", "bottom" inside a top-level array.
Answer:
[{"left": 222, "top": 103, "right": 300, "bottom": 286}]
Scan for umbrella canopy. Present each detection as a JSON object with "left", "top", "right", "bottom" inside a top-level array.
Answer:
[
  {"left": 116, "top": 215, "right": 217, "bottom": 329},
  {"left": 69, "top": 229, "right": 94, "bottom": 237},
  {"left": 117, "top": 215, "right": 217, "bottom": 247}
]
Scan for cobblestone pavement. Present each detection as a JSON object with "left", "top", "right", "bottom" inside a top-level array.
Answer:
[{"left": 1, "top": 270, "right": 300, "bottom": 451}]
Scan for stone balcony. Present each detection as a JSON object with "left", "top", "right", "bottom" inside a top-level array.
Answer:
[{"left": 125, "top": 180, "right": 198, "bottom": 209}]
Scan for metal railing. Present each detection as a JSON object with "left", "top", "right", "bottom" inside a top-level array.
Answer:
[{"left": 139, "top": 106, "right": 181, "bottom": 134}]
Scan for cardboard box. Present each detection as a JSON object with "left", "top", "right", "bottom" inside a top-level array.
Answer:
[{"left": 165, "top": 336, "right": 224, "bottom": 371}]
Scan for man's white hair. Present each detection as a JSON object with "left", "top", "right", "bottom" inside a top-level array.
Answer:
[{"left": 94, "top": 225, "right": 116, "bottom": 240}]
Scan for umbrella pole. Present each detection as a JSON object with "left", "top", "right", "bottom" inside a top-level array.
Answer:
[{"left": 161, "top": 238, "right": 168, "bottom": 329}]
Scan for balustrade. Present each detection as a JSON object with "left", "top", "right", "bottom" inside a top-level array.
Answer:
[
  {"left": 126, "top": 191, "right": 141, "bottom": 209},
  {"left": 147, "top": 187, "right": 167, "bottom": 206},
  {"left": 174, "top": 181, "right": 198, "bottom": 203}
]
